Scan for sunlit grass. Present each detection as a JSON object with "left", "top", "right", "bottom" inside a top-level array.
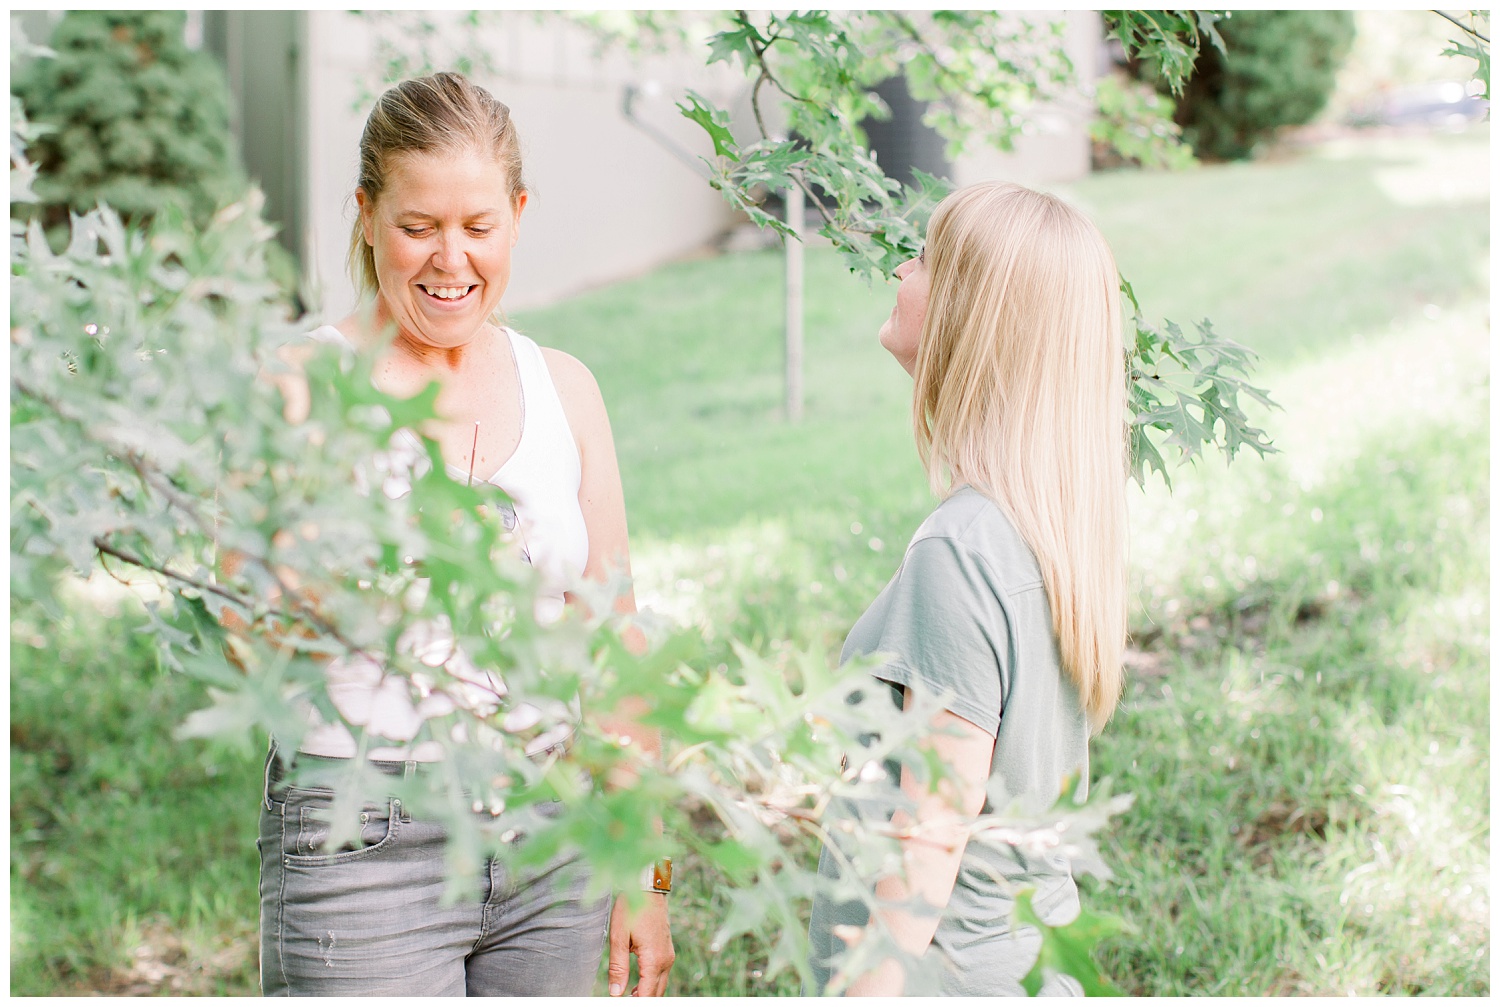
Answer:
[{"left": 1090, "top": 398, "right": 1489, "bottom": 995}]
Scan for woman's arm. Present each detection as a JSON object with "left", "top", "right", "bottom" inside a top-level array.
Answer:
[
  {"left": 546, "top": 349, "right": 656, "bottom": 760},
  {"left": 547, "top": 347, "right": 675, "bottom": 997},
  {"left": 545, "top": 347, "right": 636, "bottom": 612},
  {"left": 846, "top": 689, "right": 995, "bottom": 997}
]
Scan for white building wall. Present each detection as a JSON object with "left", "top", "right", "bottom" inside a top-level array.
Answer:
[{"left": 951, "top": 10, "right": 1102, "bottom": 187}]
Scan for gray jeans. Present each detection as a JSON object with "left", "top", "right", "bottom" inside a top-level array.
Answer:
[{"left": 257, "top": 744, "right": 612, "bottom": 996}]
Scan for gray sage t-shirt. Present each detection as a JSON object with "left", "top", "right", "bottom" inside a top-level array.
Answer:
[{"left": 808, "top": 486, "right": 1090, "bottom": 996}]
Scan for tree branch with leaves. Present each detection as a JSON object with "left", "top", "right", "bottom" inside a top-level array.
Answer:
[
  {"left": 659, "top": 10, "right": 1276, "bottom": 484},
  {"left": 1434, "top": 9, "right": 1490, "bottom": 100},
  {"left": 9, "top": 28, "right": 1132, "bottom": 992}
]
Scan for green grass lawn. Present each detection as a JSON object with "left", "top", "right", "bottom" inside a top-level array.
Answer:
[
  {"left": 10, "top": 596, "right": 263, "bottom": 995},
  {"left": 11, "top": 125, "right": 1488, "bottom": 995}
]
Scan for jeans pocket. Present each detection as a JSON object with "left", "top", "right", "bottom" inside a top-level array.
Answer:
[{"left": 283, "top": 788, "right": 401, "bottom": 866}]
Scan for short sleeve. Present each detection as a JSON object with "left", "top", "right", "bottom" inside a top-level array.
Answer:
[{"left": 866, "top": 535, "right": 1010, "bottom": 737}]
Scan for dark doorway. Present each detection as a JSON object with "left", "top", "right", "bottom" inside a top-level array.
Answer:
[
  {"left": 861, "top": 75, "right": 951, "bottom": 189},
  {"left": 204, "top": 11, "right": 308, "bottom": 269}
]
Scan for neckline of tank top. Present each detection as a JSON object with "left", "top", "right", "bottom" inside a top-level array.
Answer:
[{"left": 307, "top": 323, "right": 530, "bottom": 489}]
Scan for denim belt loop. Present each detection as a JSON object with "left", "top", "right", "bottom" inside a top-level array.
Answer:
[
  {"left": 403, "top": 759, "right": 417, "bottom": 782},
  {"left": 263, "top": 737, "right": 283, "bottom": 813}
]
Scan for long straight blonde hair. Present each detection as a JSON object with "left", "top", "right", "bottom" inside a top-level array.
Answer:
[{"left": 912, "top": 181, "right": 1128, "bottom": 732}]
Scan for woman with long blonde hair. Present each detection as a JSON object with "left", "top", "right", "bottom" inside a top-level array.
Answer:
[{"left": 809, "top": 181, "right": 1128, "bottom": 996}]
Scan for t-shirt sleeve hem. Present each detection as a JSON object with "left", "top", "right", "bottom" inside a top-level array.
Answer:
[{"left": 873, "top": 660, "right": 1001, "bottom": 738}]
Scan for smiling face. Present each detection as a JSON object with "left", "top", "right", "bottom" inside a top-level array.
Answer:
[
  {"left": 357, "top": 147, "right": 527, "bottom": 351},
  {"left": 878, "top": 252, "right": 931, "bottom": 376}
]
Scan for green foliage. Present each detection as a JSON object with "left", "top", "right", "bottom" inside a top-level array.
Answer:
[
  {"left": 637, "top": 10, "right": 1271, "bottom": 483},
  {"left": 1436, "top": 10, "right": 1491, "bottom": 101},
  {"left": 1102, "top": 9, "right": 1228, "bottom": 95},
  {"left": 661, "top": 10, "right": 1115, "bottom": 274},
  {"left": 1017, "top": 890, "right": 1128, "bottom": 996},
  {"left": 674, "top": 10, "right": 1071, "bottom": 279},
  {"left": 1090, "top": 75, "right": 1198, "bottom": 171},
  {"left": 10, "top": 30, "right": 54, "bottom": 206},
  {"left": 8, "top": 64, "right": 1130, "bottom": 994},
  {"left": 12, "top": 11, "right": 243, "bottom": 237},
  {"left": 1154, "top": 10, "right": 1356, "bottom": 160},
  {"left": 1123, "top": 278, "right": 1276, "bottom": 488}
]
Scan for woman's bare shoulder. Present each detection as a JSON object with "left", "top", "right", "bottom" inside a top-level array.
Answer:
[
  {"left": 275, "top": 316, "right": 361, "bottom": 364},
  {"left": 324, "top": 315, "right": 367, "bottom": 348},
  {"left": 268, "top": 317, "right": 366, "bottom": 422},
  {"left": 538, "top": 345, "right": 602, "bottom": 404},
  {"left": 537, "top": 345, "right": 612, "bottom": 448}
]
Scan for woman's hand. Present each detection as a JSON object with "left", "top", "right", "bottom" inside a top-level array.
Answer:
[{"left": 607, "top": 894, "right": 674, "bottom": 996}]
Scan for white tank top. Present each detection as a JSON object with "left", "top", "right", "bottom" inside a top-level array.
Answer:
[{"left": 298, "top": 324, "right": 588, "bottom": 760}]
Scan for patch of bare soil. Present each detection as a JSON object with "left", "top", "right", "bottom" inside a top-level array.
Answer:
[
  {"left": 1125, "top": 608, "right": 1242, "bottom": 677},
  {"left": 1237, "top": 794, "right": 1370, "bottom": 870},
  {"left": 68, "top": 921, "right": 254, "bottom": 996},
  {"left": 1128, "top": 581, "right": 1355, "bottom": 679}
]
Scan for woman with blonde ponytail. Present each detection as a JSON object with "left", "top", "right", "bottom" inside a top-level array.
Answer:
[
  {"left": 809, "top": 182, "right": 1128, "bottom": 996},
  {"left": 255, "top": 72, "right": 673, "bottom": 997}
]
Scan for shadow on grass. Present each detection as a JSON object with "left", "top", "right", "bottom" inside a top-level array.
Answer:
[{"left": 1089, "top": 414, "right": 1489, "bottom": 996}]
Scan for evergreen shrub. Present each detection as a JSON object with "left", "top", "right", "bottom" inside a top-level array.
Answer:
[
  {"left": 13, "top": 10, "right": 242, "bottom": 236},
  {"left": 1159, "top": 10, "right": 1356, "bottom": 160}
]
